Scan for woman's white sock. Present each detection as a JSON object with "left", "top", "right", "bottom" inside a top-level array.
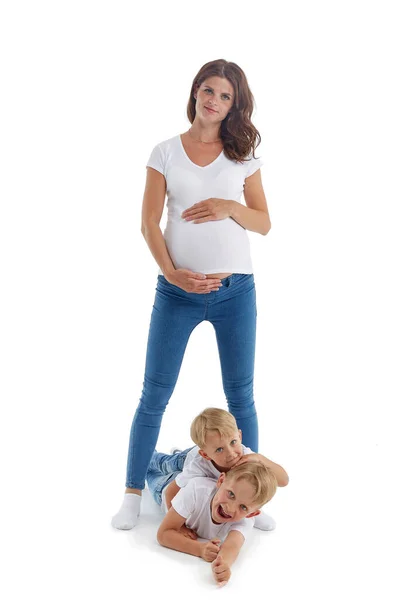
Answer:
[{"left": 111, "top": 493, "right": 141, "bottom": 530}]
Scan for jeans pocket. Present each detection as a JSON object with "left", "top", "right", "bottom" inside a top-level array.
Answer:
[{"left": 156, "top": 275, "right": 182, "bottom": 297}]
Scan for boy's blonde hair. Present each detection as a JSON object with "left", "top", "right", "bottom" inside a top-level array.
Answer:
[
  {"left": 190, "top": 408, "right": 239, "bottom": 448},
  {"left": 225, "top": 462, "right": 277, "bottom": 507}
]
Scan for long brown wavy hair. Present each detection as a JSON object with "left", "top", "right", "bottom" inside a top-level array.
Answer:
[{"left": 186, "top": 59, "right": 261, "bottom": 163}]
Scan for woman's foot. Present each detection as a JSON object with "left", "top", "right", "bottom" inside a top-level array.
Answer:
[{"left": 111, "top": 493, "right": 141, "bottom": 530}]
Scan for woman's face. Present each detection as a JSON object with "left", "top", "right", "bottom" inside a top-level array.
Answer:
[{"left": 194, "top": 76, "right": 234, "bottom": 123}]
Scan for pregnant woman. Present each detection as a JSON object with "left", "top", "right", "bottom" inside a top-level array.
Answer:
[{"left": 112, "top": 58, "right": 271, "bottom": 529}]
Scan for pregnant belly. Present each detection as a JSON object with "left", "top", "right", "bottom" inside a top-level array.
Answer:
[{"left": 164, "top": 219, "right": 248, "bottom": 275}]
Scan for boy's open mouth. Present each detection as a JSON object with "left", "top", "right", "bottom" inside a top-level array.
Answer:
[{"left": 217, "top": 505, "right": 232, "bottom": 519}]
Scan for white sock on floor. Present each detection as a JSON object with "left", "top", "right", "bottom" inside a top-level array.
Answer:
[
  {"left": 254, "top": 511, "right": 276, "bottom": 531},
  {"left": 111, "top": 493, "right": 141, "bottom": 530}
]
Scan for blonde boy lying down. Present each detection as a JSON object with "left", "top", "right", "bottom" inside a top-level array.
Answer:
[{"left": 148, "top": 460, "right": 276, "bottom": 585}]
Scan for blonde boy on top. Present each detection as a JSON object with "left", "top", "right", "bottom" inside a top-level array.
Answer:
[{"left": 145, "top": 408, "right": 289, "bottom": 533}]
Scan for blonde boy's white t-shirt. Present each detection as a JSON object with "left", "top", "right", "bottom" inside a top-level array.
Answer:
[
  {"left": 171, "top": 477, "right": 254, "bottom": 541},
  {"left": 175, "top": 444, "right": 253, "bottom": 487},
  {"left": 146, "top": 135, "right": 263, "bottom": 275}
]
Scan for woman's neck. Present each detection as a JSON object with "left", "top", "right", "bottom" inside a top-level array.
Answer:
[{"left": 188, "top": 121, "right": 221, "bottom": 143}]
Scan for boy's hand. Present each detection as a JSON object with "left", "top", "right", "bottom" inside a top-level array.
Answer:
[
  {"left": 235, "top": 453, "right": 263, "bottom": 467},
  {"left": 212, "top": 555, "right": 231, "bottom": 586},
  {"left": 235, "top": 453, "right": 289, "bottom": 487},
  {"left": 179, "top": 524, "right": 198, "bottom": 540},
  {"left": 200, "top": 538, "right": 221, "bottom": 562}
]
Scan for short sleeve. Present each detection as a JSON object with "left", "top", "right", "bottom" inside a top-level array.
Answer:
[
  {"left": 175, "top": 468, "right": 196, "bottom": 488},
  {"left": 245, "top": 155, "right": 263, "bottom": 179},
  {"left": 230, "top": 516, "right": 255, "bottom": 540},
  {"left": 171, "top": 479, "right": 196, "bottom": 519},
  {"left": 146, "top": 143, "right": 165, "bottom": 175},
  {"left": 175, "top": 457, "right": 210, "bottom": 488}
]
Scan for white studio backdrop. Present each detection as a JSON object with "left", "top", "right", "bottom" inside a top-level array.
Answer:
[{"left": 1, "top": 1, "right": 399, "bottom": 599}]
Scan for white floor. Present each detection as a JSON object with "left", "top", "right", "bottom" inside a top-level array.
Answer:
[{"left": 5, "top": 429, "right": 397, "bottom": 599}]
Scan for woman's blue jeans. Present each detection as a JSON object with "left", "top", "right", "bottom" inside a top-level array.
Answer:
[{"left": 126, "top": 273, "right": 258, "bottom": 489}]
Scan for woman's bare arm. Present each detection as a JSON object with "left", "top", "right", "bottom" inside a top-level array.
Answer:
[
  {"left": 141, "top": 167, "right": 175, "bottom": 276},
  {"left": 142, "top": 167, "right": 221, "bottom": 293},
  {"left": 231, "top": 169, "right": 271, "bottom": 235},
  {"left": 180, "top": 169, "right": 271, "bottom": 235}
]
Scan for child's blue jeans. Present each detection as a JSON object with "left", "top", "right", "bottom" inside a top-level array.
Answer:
[
  {"left": 146, "top": 448, "right": 193, "bottom": 506},
  {"left": 126, "top": 273, "right": 258, "bottom": 490}
]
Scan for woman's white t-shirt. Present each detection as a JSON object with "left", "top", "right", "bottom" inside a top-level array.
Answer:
[{"left": 146, "top": 135, "right": 263, "bottom": 275}]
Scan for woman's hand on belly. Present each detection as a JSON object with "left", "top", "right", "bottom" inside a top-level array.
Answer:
[
  {"left": 165, "top": 268, "right": 223, "bottom": 294},
  {"left": 181, "top": 198, "right": 233, "bottom": 224}
]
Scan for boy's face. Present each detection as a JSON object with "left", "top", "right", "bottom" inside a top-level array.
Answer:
[
  {"left": 211, "top": 473, "right": 261, "bottom": 524},
  {"left": 199, "top": 429, "right": 243, "bottom": 471}
]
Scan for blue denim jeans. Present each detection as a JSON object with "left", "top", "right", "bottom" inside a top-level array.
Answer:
[
  {"left": 126, "top": 273, "right": 258, "bottom": 489},
  {"left": 146, "top": 448, "right": 193, "bottom": 506}
]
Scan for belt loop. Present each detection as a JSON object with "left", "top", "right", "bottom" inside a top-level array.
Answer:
[{"left": 225, "top": 274, "right": 233, "bottom": 287}]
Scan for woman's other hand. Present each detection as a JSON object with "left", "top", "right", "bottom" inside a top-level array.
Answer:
[{"left": 165, "top": 269, "right": 222, "bottom": 294}]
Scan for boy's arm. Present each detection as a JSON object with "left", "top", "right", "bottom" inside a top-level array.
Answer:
[
  {"left": 218, "top": 530, "right": 244, "bottom": 566},
  {"left": 157, "top": 507, "right": 218, "bottom": 561},
  {"left": 237, "top": 453, "right": 289, "bottom": 487},
  {"left": 211, "top": 530, "right": 245, "bottom": 585},
  {"left": 164, "top": 479, "right": 181, "bottom": 510}
]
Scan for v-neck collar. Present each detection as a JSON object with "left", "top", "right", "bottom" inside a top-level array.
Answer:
[{"left": 178, "top": 134, "right": 224, "bottom": 169}]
